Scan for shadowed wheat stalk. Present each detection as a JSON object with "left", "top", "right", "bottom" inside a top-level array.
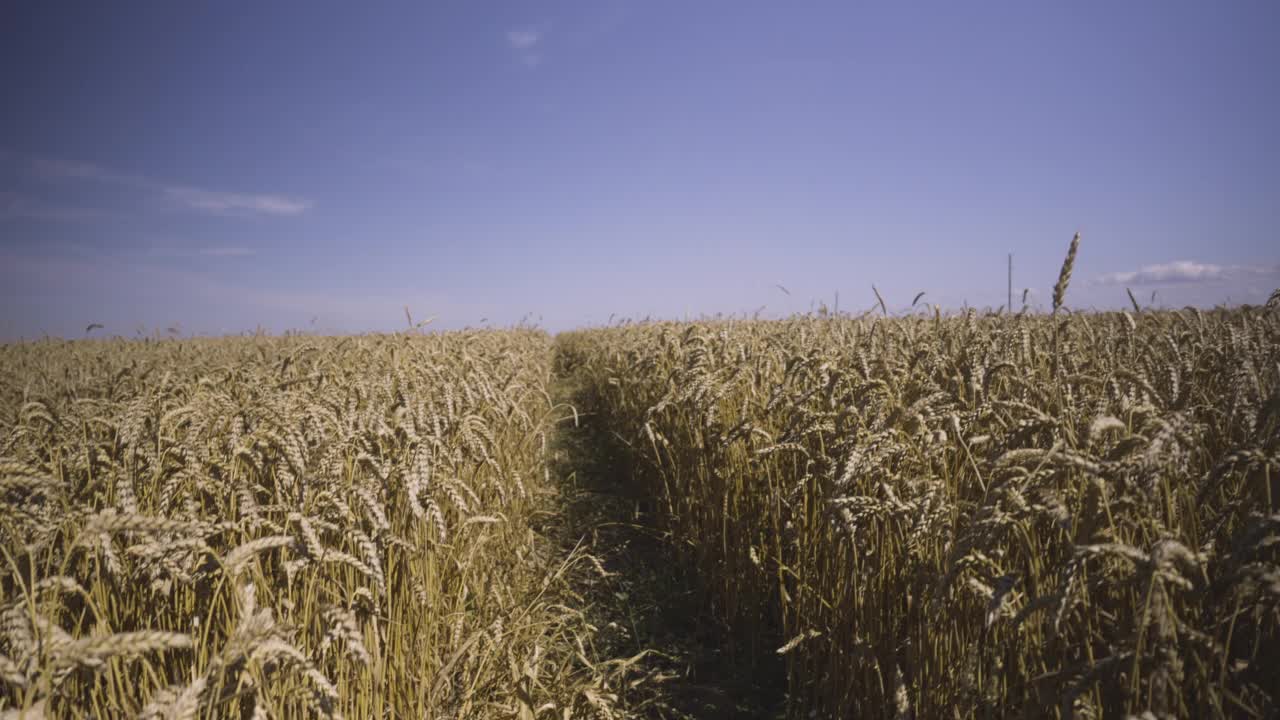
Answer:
[{"left": 1053, "top": 231, "right": 1080, "bottom": 314}]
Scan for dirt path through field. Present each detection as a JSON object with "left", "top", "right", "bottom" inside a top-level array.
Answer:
[{"left": 544, "top": 354, "right": 785, "bottom": 719}]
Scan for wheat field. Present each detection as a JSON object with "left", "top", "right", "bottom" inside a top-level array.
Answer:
[
  {"left": 3, "top": 285, "right": 1278, "bottom": 718},
  {"left": 0, "top": 329, "right": 646, "bottom": 719},
  {"left": 556, "top": 295, "right": 1280, "bottom": 718}
]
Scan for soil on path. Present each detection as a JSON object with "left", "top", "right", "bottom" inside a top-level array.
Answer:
[{"left": 541, "top": 362, "right": 786, "bottom": 719}]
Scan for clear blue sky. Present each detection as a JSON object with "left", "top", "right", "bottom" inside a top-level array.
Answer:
[{"left": 2, "top": 1, "right": 1277, "bottom": 338}]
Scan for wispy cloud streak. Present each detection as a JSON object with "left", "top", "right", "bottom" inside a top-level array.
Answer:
[
  {"left": 30, "top": 156, "right": 311, "bottom": 216},
  {"left": 506, "top": 29, "right": 540, "bottom": 49},
  {"left": 166, "top": 187, "right": 311, "bottom": 215},
  {"left": 506, "top": 26, "right": 544, "bottom": 66},
  {"left": 199, "top": 246, "right": 256, "bottom": 257},
  {"left": 1095, "top": 260, "right": 1280, "bottom": 287},
  {"left": 0, "top": 190, "right": 104, "bottom": 223}
]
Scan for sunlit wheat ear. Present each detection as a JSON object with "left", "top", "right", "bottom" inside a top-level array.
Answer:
[
  {"left": 320, "top": 607, "right": 371, "bottom": 666},
  {"left": 1052, "top": 232, "right": 1080, "bottom": 314},
  {"left": 0, "top": 458, "right": 62, "bottom": 495},
  {"left": 77, "top": 509, "right": 197, "bottom": 541},
  {"left": 0, "top": 652, "right": 28, "bottom": 688},
  {"left": 51, "top": 630, "right": 192, "bottom": 672},
  {"left": 222, "top": 535, "right": 295, "bottom": 578},
  {"left": 138, "top": 676, "right": 206, "bottom": 720}
]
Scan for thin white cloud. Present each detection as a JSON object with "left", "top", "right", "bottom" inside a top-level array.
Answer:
[
  {"left": 31, "top": 158, "right": 145, "bottom": 187},
  {"left": 507, "top": 28, "right": 541, "bottom": 50},
  {"left": 506, "top": 26, "right": 545, "bottom": 67},
  {"left": 1095, "top": 260, "right": 1280, "bottom": 289},
  {"left": 199, "top": 246, "right": 256, "bottom": 257},
  {"left": 30, "top": 155, "right": 311, "bottom": 217},
  {"left": 166, "top": 187, "right": 311, "bottom": 216},
  {"left": 1097, "top": 260, "right": 1228, "bottom": 286}
]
